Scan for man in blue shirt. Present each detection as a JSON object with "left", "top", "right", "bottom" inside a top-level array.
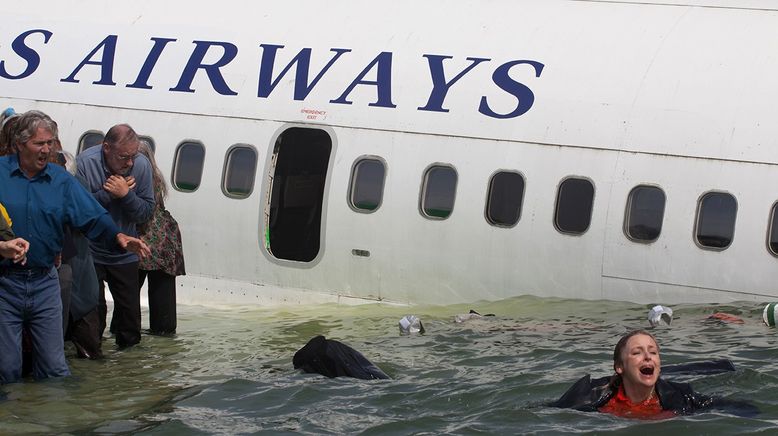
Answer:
[
  {"left": 77, "top": 124, "right": 155, "bottom": 348},
  {"left": 0, "top": 110, "right": 150, "bottom": 384}
]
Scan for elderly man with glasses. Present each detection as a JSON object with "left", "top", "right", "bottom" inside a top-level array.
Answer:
[{"left": 77, "top": 124, "right": 155, "bottom": 349}]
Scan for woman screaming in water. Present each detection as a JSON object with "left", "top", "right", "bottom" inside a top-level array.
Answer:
[
  {"left": 551, "top": 330, "right": 714, "bottom": 418},
  {"left": 598, "top": 330, "right": 674, "bottom": 418}
]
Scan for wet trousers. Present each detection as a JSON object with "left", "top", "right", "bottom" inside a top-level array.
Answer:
[
  {"left": 67, "top": 308, "right": 103, "bottom": 359},
  {"left": 0, "top": 267, "right": 70, "bottom": 383},
  {"left": 95, "top": 262, "right": 141, "bottom": 348},
  {"left": 139, "top": 269, "right": 177, "bottom": 334}
]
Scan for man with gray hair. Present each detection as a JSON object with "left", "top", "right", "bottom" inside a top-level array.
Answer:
[
  {"left": 77, "top": 124, "right": 155, "bottom": 348},
  {"left": 0, "top": 110, "right": 150, "bottom": 383}
]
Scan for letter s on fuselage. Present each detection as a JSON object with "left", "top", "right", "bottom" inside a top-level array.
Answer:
[{"left": 0, "top": 29, "right": 53, "bottom": 80}]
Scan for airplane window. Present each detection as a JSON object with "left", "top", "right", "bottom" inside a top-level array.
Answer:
[
  {"left": 486, "top": 171, "right": 524, "bottom": 227},
  {"left": 695, "top": 192, "right": 737, "bottom": 249},
  {"left": 625, "top": 185, "right": 665, "bottom": 242},
  {"left": 172, "top": 141, "right": 205, "bottom": 192},
  {"left": 421, "top": 165, "right": 457, "bottom": 219},
  {"left": 138, "top": 135, "right": 156, "bottom": 153},
  {"left": 222, "top": 145, "right": 257, "bottom": 199},
  {"left": 554, "top": 177, "right": 594, "bottom": 234},
  {"left": 769, "top": 202, "right": 778, "bottom": 256},
  {"left": 77, "top": 131, "right": 104, "bottom": 155},
  {"left": 350, "top": 158, "right": 386, "bottom": 212}
]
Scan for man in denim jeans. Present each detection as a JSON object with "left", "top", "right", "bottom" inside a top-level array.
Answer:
[{"left": 0, "top": 111, "right": 150, "bottom": 383}]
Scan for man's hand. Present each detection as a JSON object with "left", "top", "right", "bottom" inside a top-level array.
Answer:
[
  {"left": 116, "top": 233, "right": 151, "bottom": 260},
  {"left": 125, "top": 175, "right": 136, "bottom": 191},
  {"left": 0, "top": 237, "right": 29, "bottom": 265},
  {"left": 103, "top": 175, "right": 131, "bottom": 199}
]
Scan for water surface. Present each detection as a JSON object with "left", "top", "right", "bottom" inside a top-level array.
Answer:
[{"left": 2, "top": 296, "right": 778, "bottom": 434}]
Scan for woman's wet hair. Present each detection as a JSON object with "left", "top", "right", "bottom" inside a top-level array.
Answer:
[
  {"left": 604, "top": 329, "right": 659, "bottom": 389},
  {"left": 138, "top": 139, "right": 167, "bottom": 205},
  {"left": 613, "top": 329, "right": 658, "bottom": 371}
]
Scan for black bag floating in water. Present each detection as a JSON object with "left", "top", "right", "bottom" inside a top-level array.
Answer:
[{"left": 293, "top": 335, "right": 390, "bottom": 380}]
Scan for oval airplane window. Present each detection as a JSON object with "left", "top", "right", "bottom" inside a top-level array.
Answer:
[
  {"left": 554, "top": 177, "right": 594, "bottom": 235},
  {"left": 138, "top": 135, "right": 156, "bottom": 153},
  {"left": 77, "top": 131, "right": 104, "bottom": 155},
  {"left": 624, "top": 185, "right": 666, "bottom": 242},
  {"left": 222, "top": 144, "right": 257, "bottom": 199},
  {"left": 349, "top": 158, "right": 386, "bottom": 212},
  {"left": 420, "top": 165, "right": 457, "bottom": 219},
  {"left": 769, "top": 202, "right": 778, "bottom": 256},
  {"left": 172, "top": 141, "right": 205, "bottom": 192},
  {"left": 695, "top": 192, "right": 737, "bottom": 249},
  {"left": 486, "top": 171, "right": 525, "bottom": 227}
]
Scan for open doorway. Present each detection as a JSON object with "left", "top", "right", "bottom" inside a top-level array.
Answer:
[{"left": 265, "top": 127, "right": 332, "bottom": 262}]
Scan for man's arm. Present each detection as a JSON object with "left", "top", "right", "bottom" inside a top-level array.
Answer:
[
  {"left": 116, "top": 233, "right": 150, "bottom": 259},
  {"left": 0, "top": 238, "right": 29, "bottom": 264}
]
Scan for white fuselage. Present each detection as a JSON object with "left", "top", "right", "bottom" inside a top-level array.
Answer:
[{"left": 1, "top": 0, "right": 777, "bottom": 306}]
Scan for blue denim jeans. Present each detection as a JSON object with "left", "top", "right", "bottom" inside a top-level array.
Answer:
[{"left": 0, "top": 266, "right": 70, "bottom": 383}]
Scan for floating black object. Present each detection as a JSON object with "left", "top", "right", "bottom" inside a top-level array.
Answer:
[
  {"left": 662, "top": 359, "right": 735, "bottom": 375},
  {"left": 293, "top": 335, "right": 390, "bottom": 380}
]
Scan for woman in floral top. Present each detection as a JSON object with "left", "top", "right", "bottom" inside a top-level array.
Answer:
[{"left": 137, "top": 141, "right": 185, "bottom": 334}]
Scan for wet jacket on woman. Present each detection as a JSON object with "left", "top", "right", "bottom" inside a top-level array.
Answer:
[{"left": 550, "top": 374, "right": 712, "bottom": 415}]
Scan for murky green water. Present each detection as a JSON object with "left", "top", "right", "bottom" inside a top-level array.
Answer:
[{"left": 2, "top": 296, "right": 778, "bottom": 434}]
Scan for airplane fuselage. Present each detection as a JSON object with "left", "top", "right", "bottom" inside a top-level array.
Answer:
[{"left": 2, "top": 0, "right": 777, "bottom": 306}]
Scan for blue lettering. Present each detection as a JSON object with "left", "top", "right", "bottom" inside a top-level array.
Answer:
[
  {"left": 417, "top": 55, "right": 490, "bottom": 113},
  {"left": 170, "top": 40, "right": 238, "bottom": 95},
  {"left": 126, "top": 37, "right": 177, "bottom": 90},
  {"left": 0, "top": 29, "right": 53, "bottom": 80},
  {"left": 258, "top": 45, "right": 351, "bottom": 100},
  {"left": 479, "top": 60, "right": 544, "bottom": 119},
  {"left": 61, "top": 35, "right": 118, "bottom": 85},
  {"left": 330, "top": 52, "right": 395, "bottom": 108}
]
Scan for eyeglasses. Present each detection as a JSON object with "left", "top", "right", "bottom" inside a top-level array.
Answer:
[{"left": 114, "top": 153, "right": 138, "bottom": 162}]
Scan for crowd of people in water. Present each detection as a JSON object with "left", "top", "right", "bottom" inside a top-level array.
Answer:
[
  {"left": 0, "top": 108, "right": 185, "bottom": 383},
  {"left": 0, "top": 107, "right": 761, "bottom": 420}
]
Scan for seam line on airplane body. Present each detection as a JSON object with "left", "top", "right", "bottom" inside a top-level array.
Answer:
[
  {"left": 568, "top": 0, "right": 778, "bottom": 12},
  {"left": 602, "top": 274, "right": 774, "bottom": 298},
  {"left": 12, "top": 97, "right": 778, "bottom": 168}
]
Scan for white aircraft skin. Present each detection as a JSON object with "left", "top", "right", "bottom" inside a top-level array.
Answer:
[{"left": 1, "top": 0, "right": 777, "bottom": 306}]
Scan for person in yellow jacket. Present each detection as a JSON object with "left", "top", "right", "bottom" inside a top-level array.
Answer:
[{"left": 0, "top": 202, "right": 29, "bottom": 264}]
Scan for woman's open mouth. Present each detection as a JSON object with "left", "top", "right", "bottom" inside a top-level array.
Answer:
[{"left": 640, "top": 366, "right": 655, "bottom": 376}]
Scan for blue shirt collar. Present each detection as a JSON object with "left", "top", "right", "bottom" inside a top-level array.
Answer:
[{"left": 9, "top": 153, "right": 52, "bottom": 181}]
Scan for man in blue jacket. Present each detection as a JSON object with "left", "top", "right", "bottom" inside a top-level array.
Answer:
[{"left": 77, "top": 124, "right": 155, "bottom": 348}]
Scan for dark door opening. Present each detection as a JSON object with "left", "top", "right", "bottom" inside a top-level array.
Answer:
[{"left": 266, "top": 127, "right": 332, "bottom": 262}]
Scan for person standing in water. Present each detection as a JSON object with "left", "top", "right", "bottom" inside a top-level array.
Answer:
[
  {"left": 77, "top": 124, "right": 155, "bottom": 348},
  {"left": 136, "top": 140, "right": 184, "bottom": 335}
]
